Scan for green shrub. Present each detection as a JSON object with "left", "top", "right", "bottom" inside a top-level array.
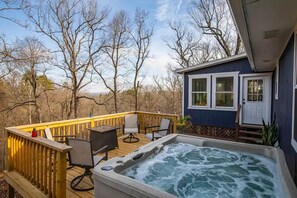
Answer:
[{"left": 260, "top": 118, "right": 278, "bottom": 147}]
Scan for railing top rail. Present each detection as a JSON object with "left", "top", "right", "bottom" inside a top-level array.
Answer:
[
  {"left": 5, "top": 127, "right": 72, "bottom": 153},
  {"left": 136, "top": 111, "right": 179, "bottom": 117},
  {"left": 13, "top": 111, "right": 178, "bottom": 131}
]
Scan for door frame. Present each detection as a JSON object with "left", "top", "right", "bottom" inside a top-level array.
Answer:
[{"left": 239, "top": 72, "right": 273, "bottom": 125}]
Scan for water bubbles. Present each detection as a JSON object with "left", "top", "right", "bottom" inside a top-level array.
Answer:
[{"left": 121, "top": 143, "right": 280, "bottom": 198}]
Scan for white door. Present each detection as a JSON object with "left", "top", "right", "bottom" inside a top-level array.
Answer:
[{"left": 242, "top": 76, "right": 271, "bottom": 125}]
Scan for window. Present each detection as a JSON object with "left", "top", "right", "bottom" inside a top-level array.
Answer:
[
  {"left": 215, "top": 77, "right": 234, "bottom": 107},
  {"left": 192, "top": 78, "right": 207, "bottom": 106},
  {"left": 188, "top": 74, "right": 210, "bottom": 108},
  {"left": 247, "top": 79, "right": 263, "bottom": 101},
  {"left": 212, "top": 72, "right": 238, "bottom": 109},
  {"left": 188, "top": 72, "right": 238, "bottom": 110}
]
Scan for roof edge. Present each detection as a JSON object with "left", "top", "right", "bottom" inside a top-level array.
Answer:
[{"left": 175, "top": 53, "right": 247, "bottom": 74}]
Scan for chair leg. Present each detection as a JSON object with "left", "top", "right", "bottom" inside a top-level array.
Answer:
[
  {"left": 70, "top": 168, "right": 94, "bottom": 191},
  {"left": 123, "top": 133, "right": 139, "bottom": 143}
]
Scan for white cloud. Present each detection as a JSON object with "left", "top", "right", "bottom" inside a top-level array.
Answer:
[{"left": 156, "top": 0, "right": 184, "bottom": 22}]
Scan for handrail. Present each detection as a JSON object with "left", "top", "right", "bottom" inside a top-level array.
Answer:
[
  {"left": 6, "top": 128, "right": 71, "bottom": 197},
  {"left": 235, "top": 104, "right": 241, "bottom": 140},
  {"left": 6, "top": 128, "right": 71, "bottom": 152},
  {"left": 235, "top": 104, "right": 241, "bottom": 124}
]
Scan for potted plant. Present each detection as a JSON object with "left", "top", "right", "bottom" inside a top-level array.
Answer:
[
  {"left": 259, "top": 117, "right": 278, "bottom": 147},
  {"left": 176, "top": 115, "right": 191, "bottom": 134}
]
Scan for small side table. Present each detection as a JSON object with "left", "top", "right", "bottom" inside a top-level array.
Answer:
[{"left": 89, "top": 126, "right": 119, "bottom": 151}]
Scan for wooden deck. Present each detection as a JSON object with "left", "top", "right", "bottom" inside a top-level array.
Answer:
[{"left": 66, "top": 134, "right": 150, "bottom": 198}]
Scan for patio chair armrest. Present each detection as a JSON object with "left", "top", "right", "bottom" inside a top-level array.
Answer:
[
  {"left": 144, "top": 125, "right": 160, "bottom": 134},
  {"left": 152, "top": 128, "right": 168, "bottom": 133},
  {"left": 93, "top": 145, "right": 108, "bottom": 159}
]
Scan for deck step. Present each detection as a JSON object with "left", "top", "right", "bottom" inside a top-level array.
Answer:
[
  {"left": 239, "top": 130, "right": 261, "bottom": 136},
  {"left": 238, "top": 136, "right": 262, "bottom": 143},
  {"left": 240, "top": 124, "right": 262, "bottom": 129}
]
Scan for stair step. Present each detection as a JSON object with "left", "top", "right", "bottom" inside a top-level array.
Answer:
[
  {"left": 238, "top": 136, "right": 262, "bottom": 143},
  {"left": 239, "top": 130, "right": 261, "bottom": 136},
  {"left": 240, "top": 124, "right": 262, "bottom": 129}
]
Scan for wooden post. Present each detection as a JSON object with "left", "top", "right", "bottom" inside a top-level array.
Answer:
[
  {"left": 6, "top": 132, "right": 12, "bottom": 172},
  {"left": 55, "top": 152, "right": 67, "bottom": 198},
  {"left": 8, "top": 184, "right": 14, "bottom": 198}
]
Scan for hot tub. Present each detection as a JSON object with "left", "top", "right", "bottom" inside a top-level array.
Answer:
[{"left": 94, "top": 134, "right": 297, "bottom": 198}]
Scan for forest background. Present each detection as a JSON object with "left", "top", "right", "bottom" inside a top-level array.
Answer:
[{"left": 0, "top": 0, "right": 243, "bottom": 170}]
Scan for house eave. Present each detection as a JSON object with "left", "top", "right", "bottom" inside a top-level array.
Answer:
[
  {"left": 228, "top": 0, "right": 297, "bottom": 72},
  {"left": 175, "top": 53, "right": 247, "bottom": 74}
]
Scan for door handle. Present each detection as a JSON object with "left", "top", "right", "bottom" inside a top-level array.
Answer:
[{"left": 243, "top": 98, "right": 246, "bottom": 104}]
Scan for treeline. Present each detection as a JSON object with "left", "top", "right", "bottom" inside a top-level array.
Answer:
[{"left": 0, "top": 0, "right": 242, "bottom": 127}]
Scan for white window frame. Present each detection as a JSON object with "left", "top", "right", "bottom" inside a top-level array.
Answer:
[
  {"left": 274, "top": 62, "right": 279, "bottom": 100},
  {"left": 188, "top": 74, "right": 211, "bottom": 109},
  {"left": 212, "top": 72, "right": 239, "bottom": 111},
  {"left": 291, "top": 28, "right": 297, "bottom": 152}
]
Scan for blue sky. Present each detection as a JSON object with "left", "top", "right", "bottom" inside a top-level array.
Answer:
[{"left": 0, "top": 0, "right": 191, "bottom": 93}]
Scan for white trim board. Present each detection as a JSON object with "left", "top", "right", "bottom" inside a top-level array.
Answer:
[
  {"left": 182, "top": 74, "right": 185, "bottom": 116},
  {"left": 291, "top": 31, "right": 297, "bottom": 152},
  {"left": 176, "top": 54, "right": 247, "bottom": 74}
]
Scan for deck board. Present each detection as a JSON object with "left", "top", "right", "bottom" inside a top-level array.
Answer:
[{"left": 66, "top": 134, "right": 150, "bottom": 197}]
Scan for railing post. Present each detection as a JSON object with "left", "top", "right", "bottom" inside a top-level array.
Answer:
[
  {"left": 91, "top": 118, "right": 95, "bottom": 128},
  {"left": 6, "top": 132, "right": 12, "bottom": 172},
  {"left": 55, "top": 152, "right": 67, "bottom": 198}
]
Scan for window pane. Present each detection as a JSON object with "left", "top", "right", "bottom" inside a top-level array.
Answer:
[
  {"left": 216, "top": 93, "right": 233, "bottom": 107},
  {"left": 192, "top": 93, "right": 207, "bottom": 106},
  {"left": 216, "top": 77, "right": 233, "bottom": 92},
  {"left": 192, "top": 78, "right": 207, "bottom": 92}
]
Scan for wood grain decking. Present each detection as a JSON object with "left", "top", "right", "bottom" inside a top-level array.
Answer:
[{"left": 66, "top": 134, "right": 150, "bottom": 198}]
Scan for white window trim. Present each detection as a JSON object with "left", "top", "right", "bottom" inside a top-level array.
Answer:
[
  {"left": 291, "top": 30, "right": 297, "bottom": 152},
  {"left": 274, "top": 62, "right": 279, "bottom": 100},
  {"left": 212, "top": 72, "right": 239, "bottom": 111},
  {"left": 188, "top": 74, "right": 211, "bottom": 109}
]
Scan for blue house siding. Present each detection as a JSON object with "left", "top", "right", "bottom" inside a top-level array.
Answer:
[
  {"left": 184, "top": 58, "right": 254, "bottom": 128},
  {"left": 272, "top": 35, "right": 297, "bottom": 182}
]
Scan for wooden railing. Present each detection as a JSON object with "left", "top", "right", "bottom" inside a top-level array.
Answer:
[
  {"left": 6, "top": 127, "right": 71, "bottom": 197},
  {"left": 5, "top": 111, "right": 178, "bottom": 197},
  {"left": 235, "top": 105, "right": 241, "bottom": 140},
  {"left": 15, "top": 111, "right": 178, "bottom": 142}
]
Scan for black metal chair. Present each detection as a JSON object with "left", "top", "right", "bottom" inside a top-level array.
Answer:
[
  {"left": 66, "top": 138, "right": 108, "bottom": 191},
  {"left": 145, "top": 118, "right": 171, "bottom": 141},
  {"left": 123, "top": 114, "right": 140, "bottom": 143}
]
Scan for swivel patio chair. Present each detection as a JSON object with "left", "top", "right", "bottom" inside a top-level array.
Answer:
[
  {"left": 66, "top": 138, "right": 108, "bottom": 191},
  {"left": 123, "top": 114, "right": 140, "bottom": 143},
  {"left": 145, "top": 118, "right": 171, "bottom": 141}
]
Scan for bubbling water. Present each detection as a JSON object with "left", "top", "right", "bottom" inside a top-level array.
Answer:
[{"left": 122, "top": 143, "right": 281, "bottom": 198}]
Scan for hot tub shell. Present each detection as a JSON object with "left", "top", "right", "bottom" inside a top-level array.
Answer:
[{"left": 94, "top": 134, "right": 297, "bottom": 198}]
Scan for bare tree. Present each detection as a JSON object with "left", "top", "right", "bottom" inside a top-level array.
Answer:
[
  {"left": 0, "top": 0, "right": 29, "bottom": 25},
  {"left": 129, "top": 8, "right": 154, "bottom": 111},
  {"left": 154, "top": 65, "right": 183, "bottom": 114},
  {"left": 94, "top": 10, "right": 131, "bottom": 113},
  {"left": 10, "top": 37, "right": 51, "bottom": 123},
  {"left": 22, "top": 0, "right": 109, "bottom": 118},
  {"left": 189, "top": 0, "right": 242, "bottom": 57},
  {"left": 164, "top": 22, "right": 213, "bottom": 68}
]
